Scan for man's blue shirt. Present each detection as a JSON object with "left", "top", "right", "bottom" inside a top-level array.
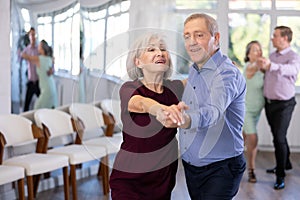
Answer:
[{"left": 179, "top": 49, "right": 246, "bottom": 167}]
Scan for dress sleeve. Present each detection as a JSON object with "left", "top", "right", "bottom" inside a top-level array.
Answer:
[{"left": 119, "top": 81, "right": 140, "bottom": 113}]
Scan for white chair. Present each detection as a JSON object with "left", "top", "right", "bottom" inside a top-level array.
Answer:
[
  {"left": 0, "top": 114, "right": 69, "bottom": 200},
  {"left": 100, "top": 99, "right": 122, "bottom": 134},
  {"left": 69, "top": 103, "right": 122, "bottom": 155},
  {"left": 0, "top": 132, "right": 25, "bottom": 200},
  {"left": 34, "top": 109, "right": 109, "bottom": 199}
]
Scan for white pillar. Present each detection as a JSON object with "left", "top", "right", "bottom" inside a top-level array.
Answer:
[{"left": 0, "top": 0, "right": 11, "bottom": 114}]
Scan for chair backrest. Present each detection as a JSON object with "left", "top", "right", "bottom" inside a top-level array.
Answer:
[
  {"left": 69, "top": 103, "right": 105, "bottom": 139},
  {"left": 0, "top": 132, "right": 6, "bottom": 164},
  {"left": 19, "top": 110, "right": 36, "bottom": 123},
  {"left": 0, "top": 114, "right": 40, "bottom": 157},
  {"left": 101, "top": 99, "right": 122, "bottom": 132},
  {"left": 55, "top": 104, "right": 71, "bottom": 114},
  {"left": 0, "top": 114, "right": 34, "bottom": 146},
  {"left": 70, "top": 103, "right": 105, "bottom": 130},
  {"left": 34, "top": 109, "right": 74, "bottom": 138}
]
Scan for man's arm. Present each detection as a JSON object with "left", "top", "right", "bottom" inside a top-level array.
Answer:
[{"left": 47, "top": 67, "right": 54, "bottom": 76}]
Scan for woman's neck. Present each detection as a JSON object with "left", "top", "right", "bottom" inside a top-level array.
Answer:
[{"left": 141, "top": 76, "right": 164, "bottom": 93}]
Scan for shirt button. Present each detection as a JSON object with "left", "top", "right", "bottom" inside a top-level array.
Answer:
[
  {"left": 193, "top": 86, "right": 196, "bottom": 89},
  {"left": 189, "top": 101, "right": 192, "bottom": 104},
  {"left": 184, "top": 131, "right": 186, "bottom": 134}
]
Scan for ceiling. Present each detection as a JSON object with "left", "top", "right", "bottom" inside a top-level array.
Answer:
[
  {"left": 16, "top": 0, "right": 58, "bottom": 6},
  {"left": 15, "top": 0, "right": 75, "bottom": 13}
]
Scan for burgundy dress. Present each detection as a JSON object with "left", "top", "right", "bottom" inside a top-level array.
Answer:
[{"left": 109, "top": 79, "right": 184, "bottom": 200}]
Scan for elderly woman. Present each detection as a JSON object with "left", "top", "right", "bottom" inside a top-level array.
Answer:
[
  {"left": 22, "top": 40, "right": 57, "bottom": 109},
  {"left": 109, "top": 33, "right": 187, "bottom": 200}
]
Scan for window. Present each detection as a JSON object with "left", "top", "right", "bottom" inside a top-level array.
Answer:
[
  {"left": 228, "top": 13, "right": 270, "bottom": 66},
  {"left": 81, "top": 0, "right": 130, "bottom": 78},
  {"left": 275, "top": 0, "right": 300, "bottom": 10},
  {"left": 37, "top": 16, "right": 52, "bottom": 46},
  {"left": 21, "top": 8, "right": 31, "bottom": 32},
  {"left": 81, "top": 8, "right": 106, "bottom": 72},
  {"left": 229, "top": 0, "right": 271, "bottom": 10},
  {"left": 175, "top": 0, "right": 300, "bottom": 85},
  {"left": 176, "top": 0, "right": 217, "bottom": 10},
  {"left": 37, "top": 2, "right": 80, "bottom": 75}
]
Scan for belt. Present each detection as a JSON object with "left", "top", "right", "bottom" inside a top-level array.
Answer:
[
  {"left": 266, "top": 98, "right": 278, "bottom": 104},
  {"left": 265, "top": 97, "right": 294, "bottom": 104},
  {"left": 183, "top": 153, "right": 244, "bottom": 170}
]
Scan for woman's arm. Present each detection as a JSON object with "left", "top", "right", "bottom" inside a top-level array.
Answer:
[
  {"left": 21, "top": 53, "right": 39, "bottom": 66},
  {"left": 128, "top": 95, "right": 165, "bottom": 115},
  {"left": 128, "top": 95, "right": 187, "bottom": 126},
  {"left": 246, "top": 62, "right": 258, "bottom": 79},
  {"left": 181, "top": 78, "right": 187, "bottom": 87}
]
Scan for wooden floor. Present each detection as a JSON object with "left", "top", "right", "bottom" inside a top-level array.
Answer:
[{"left": 36, "top": 151, "right": 300, "bottom": 200}]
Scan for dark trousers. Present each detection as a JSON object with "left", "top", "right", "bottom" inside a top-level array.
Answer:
[
  {"left": 24, "top": 81, "right": 40, "bottom": 112},
  {"left": 182, "top": 154, "right": 245, "bottom": 200},
  {"left": 265, "top": 97, "right": 296, "bottom": 178}
]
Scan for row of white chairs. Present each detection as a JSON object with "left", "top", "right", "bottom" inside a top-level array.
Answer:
[{"left": 0, "top": 99, "right": 122, "bottom": 200}]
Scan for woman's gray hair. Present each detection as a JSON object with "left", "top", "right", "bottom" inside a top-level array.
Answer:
[{"left": 126, "top": 33, "right": 173, "bottom": 80}]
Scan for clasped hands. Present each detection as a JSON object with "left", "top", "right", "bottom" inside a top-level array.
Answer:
[
  {"left": 256, "top": 57, "right": 271, "bottom": 71},
  {"left": 155, "top": 101, "right": 189, "bottom": 128}
]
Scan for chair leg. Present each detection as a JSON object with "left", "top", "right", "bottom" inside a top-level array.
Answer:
[
  {"left": 70, "top": 165, "right": 77, "bottom": 200},
  {"left": 17, "top": 178, "right": 25, "bottom": 200},
  {"left": 44, "top": 172, "right": 51, "bottom": 178},
  {"left": 63, "top": 166, "right": 70, "bottom": 200},
  {"left": 97, "top": 162, "right": 102, "bottom": 177},
  {"left": 33, "top": 174, "right": 41, "bottom": 197},
  {"left": 27, "top": 176, "right": 34, "bottom": 200},
  {"left": 100, "top": 155, "right": 109, "bottom": 195}
]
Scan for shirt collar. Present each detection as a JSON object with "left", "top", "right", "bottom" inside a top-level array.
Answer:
[{"left": 277, "top": 47, "right": 291, "bottom": 55}]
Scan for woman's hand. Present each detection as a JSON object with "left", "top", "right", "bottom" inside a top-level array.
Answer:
[{"left": 156, "top": 102, "right": 189, "bottom": 128}]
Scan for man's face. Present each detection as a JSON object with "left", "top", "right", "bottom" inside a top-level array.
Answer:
[
  {"left": 29, "top": 30, "right": 36, "bottom": 44},
  {"left": 271, "top": 29, "right": 286, "bottom": 51},
  {"left": 183, "top": 18, "right": 219, "bottom": 66}
]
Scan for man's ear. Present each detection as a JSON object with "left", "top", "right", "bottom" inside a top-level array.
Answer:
[
  {"left": 214, "top": 32, "right": 220, "bottom": 46},
  {"left": 284, "top": 35, "right": 289, "bottom": 42}
]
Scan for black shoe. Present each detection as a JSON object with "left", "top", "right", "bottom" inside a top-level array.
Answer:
[
  {"left": 286, "top": 162, "right": 293, "bottom": 170},
  {"left": 274, "top": 177, "right": 285, "bottom": 190},
  {"left": 266, "top": 167, "right": 276, "bottom": 174},
  {"left": 266, "top": 164, "right": 293, "bottom": 174}
]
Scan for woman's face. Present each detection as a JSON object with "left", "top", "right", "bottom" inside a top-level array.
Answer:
[
  {"left": 135, "top": 38, "right": 170, "bottom": 75},
  {"left": 38, "top": 42, "right": 45, "bottom": 55},
  {"left": 248, "top": 43, "right": 262, "bottom": 63}
]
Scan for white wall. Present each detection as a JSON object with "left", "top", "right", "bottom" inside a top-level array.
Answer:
[
  {"left": 55, "top": 73, "right": 122, "bottom": 105},
  {"left": 0, "top": 0, "right": 11, "bottom": 114}
]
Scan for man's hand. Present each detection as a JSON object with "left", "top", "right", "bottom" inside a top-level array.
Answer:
[
  {"left": 47, "top": 67, "right": 54, "bottom": 76},
  {"left": 156, "top": 101, "right": 189, "bottom": 128},
  {"left": 257, "top": 57, "right": 271, "bottom": 71}
]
